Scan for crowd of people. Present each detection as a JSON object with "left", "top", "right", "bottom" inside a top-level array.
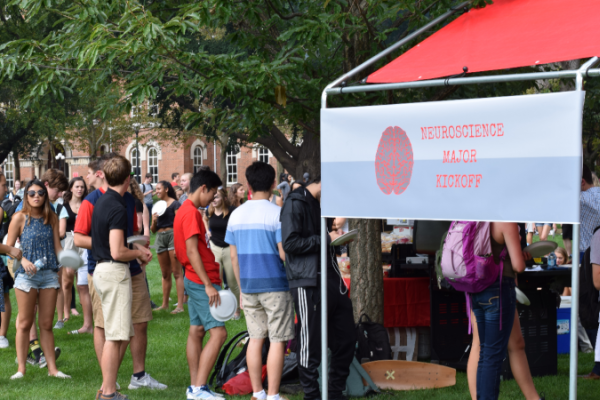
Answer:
[
  {"left": 0, "top": 155, "right": 353, "bottom": 400},
  {"left": 0, "top": 155, "right": 599, "bottom": 400}
]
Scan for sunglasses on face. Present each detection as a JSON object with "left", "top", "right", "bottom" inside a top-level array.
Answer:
[{"left": 27, "top": 190, "right": 46, "bottom": 197}]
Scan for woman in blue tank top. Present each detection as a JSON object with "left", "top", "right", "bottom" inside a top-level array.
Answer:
[{"left": 5, "top": 179, "right": 70, "bottom": 379}]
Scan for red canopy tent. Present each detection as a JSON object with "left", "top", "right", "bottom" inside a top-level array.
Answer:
[
  {"left": 320, "top": 1, "right": 600, "bottom": 400},
  {"left": 367, "top": 0, "right": 600, "bottom": 84}
]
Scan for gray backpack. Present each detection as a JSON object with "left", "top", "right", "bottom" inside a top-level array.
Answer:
[{"left": 318, "top": 354, "right": 379, "bottom": 397}]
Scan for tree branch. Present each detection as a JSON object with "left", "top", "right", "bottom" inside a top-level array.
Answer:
[
  {"left": 257, "top": 97, "right": 318, "bottom": 135},
  {"left": 269, "top": 124, "right": 300, "bottom": 159},
  {"left": 264, "top": 0, "right": 303, "bottom": 20}
]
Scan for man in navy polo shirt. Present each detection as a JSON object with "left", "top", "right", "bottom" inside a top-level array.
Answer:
[{"left": 74, "top": 153, "right": 166, "bottom": 393}]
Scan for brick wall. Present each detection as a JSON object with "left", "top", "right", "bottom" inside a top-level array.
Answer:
[{"left": 11, "top": 131, "right": 282, "bottom": 190}]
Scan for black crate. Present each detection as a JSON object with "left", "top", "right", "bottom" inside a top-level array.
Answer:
[
  {"left": 430, "top": 288, "right": 472, "bottom": 368},
  {"left": 501, "top": 288, "right": 557, "bottom": 379}
]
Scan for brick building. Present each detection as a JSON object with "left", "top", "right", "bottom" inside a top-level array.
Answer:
[{"left": 2, "top": 129, "right": 280, "bottom": 191}]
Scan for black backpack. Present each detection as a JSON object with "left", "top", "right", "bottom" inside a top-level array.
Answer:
[
  {"left": 209, "top": 331, "right": 270, "bottom": 388},
  {"left": 0, "top": 196, "right": 21, "bottom": 240},
  {"left": 580, "top": 228, "right": 600, "bottom": 330},
  {"left": 355, "top": 314, "right": 392, "bottom": 362}
]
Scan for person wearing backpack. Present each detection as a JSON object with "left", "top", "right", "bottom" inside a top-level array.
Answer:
[
  {"left": 580, "top": 227, "right": 600, "bottom": 380},
  {"left": 468, "top": 223, "right": 527, "bottom": 400},
  {"left": 141, "top": 173, "right": 154, "bottom": 215}
]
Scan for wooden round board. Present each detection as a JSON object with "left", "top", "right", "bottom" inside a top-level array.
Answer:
[{"left": 361, "top": 360, "right": 456, "bottom": 391}]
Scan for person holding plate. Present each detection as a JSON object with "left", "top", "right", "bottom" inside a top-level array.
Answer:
[
  {"left": 151, "top": 181, "right": 183, "bottom": 313},
  {"left": 174, "top": 169, "right": 227, "bottom": 400}
]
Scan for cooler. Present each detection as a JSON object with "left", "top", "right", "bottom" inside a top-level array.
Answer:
[{"left": 557, "top": 296, "right": 571, "bottom": 354}]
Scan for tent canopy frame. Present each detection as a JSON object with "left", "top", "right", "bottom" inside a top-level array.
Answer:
[{"left": 319, "top": 2, "right": 600, "bottom": 399}]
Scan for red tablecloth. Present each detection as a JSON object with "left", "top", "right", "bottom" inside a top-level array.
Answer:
[{"left": 342, "top": 277, "right": 430, "bottom": 327}]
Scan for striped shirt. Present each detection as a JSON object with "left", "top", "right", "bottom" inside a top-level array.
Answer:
[
  {"left": 225, "top": 199, "right": 288, "bottom": 293},
  {"left": 580, "top": 187, "right": 600, "bottom": 251}
]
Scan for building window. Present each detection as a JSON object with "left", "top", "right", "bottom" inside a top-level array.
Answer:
[
  {"left": 147, "top": 147, "right": 158, "bottom": 183},
  {"left": 100, "top": 145, "right": 107, "bottom": 155},
  {"left": 226, "top": 150, "right": 238, "bottom": 184},
  {"left": 4, "top": 153, "right": 14, "bottom": 189},
  {"left": 257, "top": 146, "right": 269, "bottom": 163},
  {"left": 193, "top": 147, "right": 203, "bottom": 173},
  {"left": 131, "top": 148, "right": 138, "bottom": 176}
]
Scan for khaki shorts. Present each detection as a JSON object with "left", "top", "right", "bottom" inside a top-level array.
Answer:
[
  {"left": 242, "top": 291, "right": 295, "bottom": 342},
  {"left": 89, "top": 271, "right": 152, "bottom": 329},
  {"left": 156, "top": 230, "right": 174, "bottom": 254},
  {"left": 92, "top": 262, "right": 134, "bottom": 341}
]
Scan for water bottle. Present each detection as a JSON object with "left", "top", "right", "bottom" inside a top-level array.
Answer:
[
  {"left": 548, "top": 252, "right": 556, "bottom": 268},
  {"left": 33, "top": 257, "right": 47, "bottom": 270}
]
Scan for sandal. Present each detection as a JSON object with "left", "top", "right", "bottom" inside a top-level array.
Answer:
[{"left": 170, "top": 308, "right": 185, "bottom": 315}]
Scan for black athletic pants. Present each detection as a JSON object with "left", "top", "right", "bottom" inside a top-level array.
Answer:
[{"left": 291, "top": 277, "right": 356, "bottom": 400}]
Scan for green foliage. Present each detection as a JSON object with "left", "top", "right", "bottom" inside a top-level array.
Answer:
[
  {"left": 3, "top": 0, "right": 599, "bottom": 173},
  {"left": 0, "top": 0, "right": 504, "bottom": 175}
]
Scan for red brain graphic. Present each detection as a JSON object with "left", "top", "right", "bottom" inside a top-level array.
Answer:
[{"left": 375, "top": 126, "right": 414, "bottom": 195}]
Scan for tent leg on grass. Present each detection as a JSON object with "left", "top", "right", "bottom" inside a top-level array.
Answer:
[
  {"left": 321, "top": 217, "right": 328, "bottom": 400},
  {"left": 570, "top": 224, "right": 580, "bottom": 400}
]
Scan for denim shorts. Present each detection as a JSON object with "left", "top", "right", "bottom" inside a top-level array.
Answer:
[
  {"left": 535, "top": 223, "right": 552, "bottom": 227},
  {"left": 184, "top": 277, "right": 224, "bottom": 331},
  {"left": 14, "top": 270, "right": 60, "bottom": 292}
]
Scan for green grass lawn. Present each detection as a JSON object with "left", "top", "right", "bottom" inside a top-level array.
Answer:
[{"left": 0, "top": 232, "right": 597, "bottom": 399}]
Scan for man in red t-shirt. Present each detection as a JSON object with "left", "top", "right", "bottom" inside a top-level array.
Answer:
[{"left": 173, "top": 169, "right": 226, "bottom": 400}]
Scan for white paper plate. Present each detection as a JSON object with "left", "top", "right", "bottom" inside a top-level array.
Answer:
[
  {"left": 330, "top": 229, "right": 358, "bottom": 247},
  {"left": 127, "top": 235, "right": 149, "bottom": 245},
  {"left": 58, "top": 249, "right": 83, "bottom": 269},
  {"left": 12, "top": 258, "right": 21, "bottom": 273},
  {"left": 515, "top": 287, "right": 531, "bottom": 306},
  {"left": 524, "top": 241, "right": 558, "bottom": 258},
  {"left": 153, "top": 200, "right": 168, "bottom": 217},
  {"left": 209, "top": 290, "right": 238, "bottom": 322}
]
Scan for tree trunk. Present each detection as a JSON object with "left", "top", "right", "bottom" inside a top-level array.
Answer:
[
  {"left": 349, "top": 219, "right": 383, "bottom": 324},
  {"left": 218, "top": 132, "right": 229, "bottom": 185},
  {"left": 13, "top": 152, "right": 21, "bottom": 181},
  {"left": 292, "top": 131, "right": 320, "bottom": 181}
]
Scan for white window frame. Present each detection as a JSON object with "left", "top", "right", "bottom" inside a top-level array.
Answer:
[
  {"left": 226, "top": 150, "right": 238, "bottom": 185},
  {"left": 147, "top": 147, "right": 159, "bottom": 183},
  {"left": 4, "top": 153, "right": 15, "bottom": 189},
  {"left": 193, "top": 147, "right": 203, "bottom": 173},
  {"left": 257, "top": 146, "right": 270, "bottom": 163},
  {"left": 131, "top": 148, "right": 139, "bottom": 175}
]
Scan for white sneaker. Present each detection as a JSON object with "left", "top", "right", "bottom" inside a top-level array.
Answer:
[
  {"left": 128, "top": 372, "right": 167, "bottom": 390},
  {"left": 0, "top": 336, "right": 9, "bottom": 348},
  {"left": 10, "top": 371, "right": 24, "bottom": 380},
  {"left": 189, "top": 388, "right": 220, "bottom": 400}
]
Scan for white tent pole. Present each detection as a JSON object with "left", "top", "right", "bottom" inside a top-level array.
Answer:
[
  {"left": 570, "top": 225, "right": 580, "bottom": 400},
  {"left": 320, "top": 1, "right": 471, "bottom": 108},
  {"left": 320, "top": 217, "right": 328, "bottom": 400},
  {"left": 568, "top": 56, "right": 598, "bottom": 400},
  {"left": 326, "top": 68, "right": 600, "bottom": 96}
]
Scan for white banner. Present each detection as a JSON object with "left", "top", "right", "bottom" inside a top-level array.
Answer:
[{"left": 321, "top": 91, "right": 584, "bottom": 222}]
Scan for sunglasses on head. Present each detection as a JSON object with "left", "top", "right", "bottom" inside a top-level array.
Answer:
[{"left": 27, "top": 190, "right": 46, "bottom": 197}]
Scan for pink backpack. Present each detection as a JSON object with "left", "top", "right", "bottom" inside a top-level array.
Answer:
[{"left": 440, "top": 221, "right": 507, "bottom": 332}]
